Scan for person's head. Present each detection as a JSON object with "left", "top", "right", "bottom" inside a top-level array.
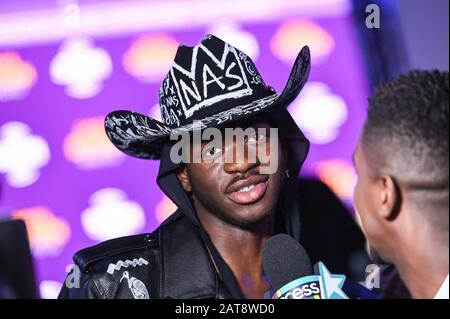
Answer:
[
  {"left": 353, "top": 70, "right": 449, "bottom": 264},
  {"left": 176, "top": 111, "right": 288, "bottom": 229},
  {"left": 104, "top": 35, "right": 311, "bottom": 236}
]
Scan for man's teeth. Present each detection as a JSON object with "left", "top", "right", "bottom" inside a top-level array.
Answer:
[{"left": 237, "top": 184, "right": 256, "bottom": 192}]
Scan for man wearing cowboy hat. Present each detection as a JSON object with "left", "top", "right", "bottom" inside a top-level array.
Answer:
[{"left": 59, "top": 34, "right": 312, "bottom": 299}]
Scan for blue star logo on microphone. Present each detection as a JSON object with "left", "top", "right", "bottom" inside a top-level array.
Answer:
[
  {"left": 271, "top": 262, "right": 349, "bottom": 299},
  {"left": 317, "top": 262, "right": 348, "bottom": 299}
]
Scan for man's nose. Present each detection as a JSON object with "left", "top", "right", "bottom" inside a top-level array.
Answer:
[
  {"left": 223, "top": 145, "right": 260, "bottom": 174},
  {"left": 223, "top": 160, "right": 259, "bottom": 174}
]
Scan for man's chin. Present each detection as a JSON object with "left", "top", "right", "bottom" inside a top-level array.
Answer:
[
  {"left": 224, "top": 212, "right": 271, "bottom": 229},
  {"left": 366, "top": 242, "right": 390, "bottom": 265},
  {"left": 219, "top": 205, "right": 275, "bottom": 229}
]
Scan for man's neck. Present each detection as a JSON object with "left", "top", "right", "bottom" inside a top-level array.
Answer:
[
  {"left": 393, "top": 217, "right": 449, "bottom": 299},
  {"left": 195, "top": 205, "right": 273, "bottom": 298}
]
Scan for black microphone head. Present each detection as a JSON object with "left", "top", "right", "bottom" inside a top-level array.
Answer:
[{"left": 263, "top": 234, "right": 313, "bottom": 292}]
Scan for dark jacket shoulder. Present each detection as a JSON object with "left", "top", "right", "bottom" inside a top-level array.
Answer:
[
  {"left": 59, "top": 231, "right": 160, "bottom": 299},
  {"left": 58, "top": 211, "right": 231, "bottom": 299},
  {"left": 73, "top": 232, "right": 158, "bottom": 273}
]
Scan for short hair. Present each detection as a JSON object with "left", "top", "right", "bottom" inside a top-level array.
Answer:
[{"left": 362, "top": 70, "right": 449, "bottom": 191}]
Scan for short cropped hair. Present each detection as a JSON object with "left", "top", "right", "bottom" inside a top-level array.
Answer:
[{"left": 362, "top": 70, "right": 449, "bottom": 191}]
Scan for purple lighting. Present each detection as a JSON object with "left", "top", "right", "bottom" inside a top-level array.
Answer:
[{"left": 0, "top": 0, "right": 370, "bottom": 299}]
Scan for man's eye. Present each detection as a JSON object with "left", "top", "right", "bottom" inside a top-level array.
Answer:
[
  {"left": 203, "top": 146, "right": 222, "bottom": 157},
  {"left": 247, "top": 132, "right": 266, "bottom": 143}
]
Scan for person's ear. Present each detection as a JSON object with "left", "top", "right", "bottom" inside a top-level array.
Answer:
[
  {"left": 177, "top": 165, "right": 192, "bottom": 193},
  {"left": 379, "top": 175, "right": 401, "bottom": 220}
]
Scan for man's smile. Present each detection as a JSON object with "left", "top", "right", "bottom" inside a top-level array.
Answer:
[{"left": 225, "top": 175, "right": 269, "bottom": 205}]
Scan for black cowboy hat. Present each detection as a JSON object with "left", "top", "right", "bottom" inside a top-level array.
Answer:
[{"left": 104, "top": 34, "right": 311, "bottom": 159}]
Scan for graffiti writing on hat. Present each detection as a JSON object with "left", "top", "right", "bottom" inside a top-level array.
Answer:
[
  {"left": 168, "top": 43, "right": 253, "bottom": 119},
  {"left": 159, "top": 76, "right": 181, "bottom": 127}
]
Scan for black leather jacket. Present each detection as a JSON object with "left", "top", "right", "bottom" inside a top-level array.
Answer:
[{"left": 58, "top": 211, "right": 232, "bottom": 299}]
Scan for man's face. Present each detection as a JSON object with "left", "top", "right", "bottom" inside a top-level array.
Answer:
[
  {"left": 178, "top": 119, "right": 287, "bottom": 228},
  {"left": 353, "top": 141, "right": 389, "bottom": 264}
]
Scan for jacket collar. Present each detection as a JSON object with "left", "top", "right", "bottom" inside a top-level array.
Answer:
[{"left": 159, "top": 211, "right": 232, "bottom": 299}]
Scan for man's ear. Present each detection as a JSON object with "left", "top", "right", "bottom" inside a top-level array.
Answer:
[
  {"left": 177, "top": 165, "right": 192, "bottom": 193},
  {"left": 379, "top": 175, "right": 401, "bottom": 221}
]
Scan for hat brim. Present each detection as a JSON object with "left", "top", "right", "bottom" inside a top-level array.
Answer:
[{"left": 105, "top": 46, "right": 311, "bottom": 160}]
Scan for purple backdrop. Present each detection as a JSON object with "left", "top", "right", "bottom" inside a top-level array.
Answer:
[{"left": 0, "top": 2, "right": 370, "bottom": 298}]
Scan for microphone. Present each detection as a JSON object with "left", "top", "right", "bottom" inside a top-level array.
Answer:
[
  {"left": 263, "top": 234, "right": 313, "bottom": 295},
  {"left": 263, "top": 234, "right": 352, "bottom": 299}
]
